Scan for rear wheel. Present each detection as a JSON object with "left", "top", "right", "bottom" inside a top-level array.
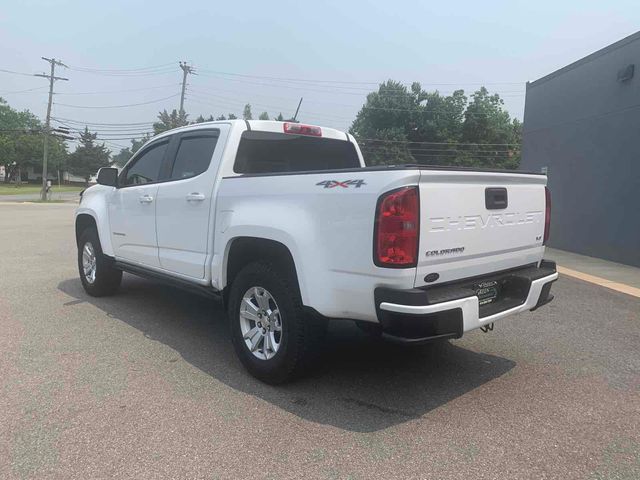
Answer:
[
  {"left": 356, "top": 320, "right": 383, "bottom": 338},
  {"left": 77, "top": 227, "right": 122, "bottom": 297},
  {"left": 228, "top": 261, "right": 326, "bottom": 384}
]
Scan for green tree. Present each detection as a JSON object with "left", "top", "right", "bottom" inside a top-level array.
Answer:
[
  {"left": 258, "top": 111, "right": 270, "bottom": 120},
  {"left": 350, "top": 81, "right": 520, "bottom": 168},
  {"left": 0, "top": 97, "right": 67, "bottom": 183},
  {"left": 68, "top": 127, "right": 111, "bottom": 184},
  {"left": 274, "top": 113, "right": 284, "bottom": 121},
  {"left": 111, "top": 136, "right": 149, "bottom": 167},
  {"left": 112, "top": 148, "right": 132, "bottom": 168},
  {"left": 130, "top": 137, "right": 148, "bottom": 155},
  {"left": 153, "top": 109, "right": 189, "bottom": 134},
  {"left": 216, "top": 115, "right": 227, "bottom": 121},
  {"left": 194, "top": 114, "right": 214, "bottom": 123},
  {"left": 350, "top": 80, "right": 421, "bottom": 165},
  {"left": 461, "top": 87, "right": 521, "bottom": 169},
  {"left": 242, "top": 104, "right": 253, "bottom": 121},
  {"left": 227, "top": 113, "right": 238, "bottom": 120},
  {"left": 356, "top": 128, "right": 414, "bottom": 166}
]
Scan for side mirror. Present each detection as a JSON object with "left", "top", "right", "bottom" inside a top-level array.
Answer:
[{"left": 97, "top": 167, "right": 118, "bottom": 187}]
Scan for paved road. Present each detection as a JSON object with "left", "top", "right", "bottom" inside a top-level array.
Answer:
[
  {"left": 1, "top": 203, "right": 638, "bottom": 479},
  {"left": 0, "top": 191, "right": 80, "bottom": 203}
]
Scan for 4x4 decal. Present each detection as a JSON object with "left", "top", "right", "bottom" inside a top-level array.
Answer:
[{"left": 316, "top": 179, "right": 366, "bottom": 189}]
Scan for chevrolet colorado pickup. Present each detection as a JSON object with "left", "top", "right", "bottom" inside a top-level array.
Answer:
[{"left": 75, "top": 120, "right": 557, "bottom": 383}]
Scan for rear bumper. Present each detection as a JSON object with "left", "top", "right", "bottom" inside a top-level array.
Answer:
[{"left": 374, "top": 260, "right": 558, "bottom": 344}]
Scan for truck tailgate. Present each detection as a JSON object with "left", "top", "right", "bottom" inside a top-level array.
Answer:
[{"left": 415, "top": 169, "right": 548, "bottom": 288}]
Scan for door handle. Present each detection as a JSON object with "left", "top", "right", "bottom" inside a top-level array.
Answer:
[
  {"left": 485, "top": 187, "right": 508, "bottom": 210},
  {"left": 138, "top": 195, "right": 154, "bottom": 204},
  {"left": 186, "top": 192, "right": 205, "bottom": 202}
]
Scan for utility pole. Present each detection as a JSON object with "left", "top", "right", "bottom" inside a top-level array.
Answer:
[
  {"left": 34, "top": 57, "right": 68, "bottom": 201},
  {"left": 178, "top": 61, "right": 195, "bottom": 114}
]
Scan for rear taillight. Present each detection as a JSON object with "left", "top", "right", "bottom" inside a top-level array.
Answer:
[
  {"left": 283, "top": 122, "right": 322, "bottom": 137},
  {"left": 374, "top": 186, "right": 419, "bottom": 267},
  {"left": 543, "top": 186, "right": 551, "bottom": 245}
]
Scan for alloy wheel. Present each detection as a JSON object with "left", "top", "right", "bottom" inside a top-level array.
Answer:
[
  {"left": 82, "top": 241, "right": 97, "bottom": 284},
  {"left": 239, "top": 287, "right": 283, "bottom": 360}
]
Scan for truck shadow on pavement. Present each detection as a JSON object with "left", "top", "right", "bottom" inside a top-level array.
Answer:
[{"left": 58, "top": 274, "right": 515, "bottom": 433}]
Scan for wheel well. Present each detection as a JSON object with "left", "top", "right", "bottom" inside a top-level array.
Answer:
[
  {"left": 225, "top": 237, "right": 299, "bottom": 304},
  {"left": 75, "top": 214, "right": 97, "bottom": 245}
]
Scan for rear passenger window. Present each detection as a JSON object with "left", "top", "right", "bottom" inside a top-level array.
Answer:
[
  {"left": 234, "top": 131, "right": 360, "bottom": 174},
  {"left": 171, "top": 132, "right": 219, "bottom": 180},
  {"left": 123, "top": 140, "right": 168, "bottom": 186}
]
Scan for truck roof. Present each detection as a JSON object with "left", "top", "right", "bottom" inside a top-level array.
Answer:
[
  {"left": 245, "top": 120, "right": 349, "bottom": 141},
  {"left": 152, "top": 119, "right": 350, "bottom": 142}
]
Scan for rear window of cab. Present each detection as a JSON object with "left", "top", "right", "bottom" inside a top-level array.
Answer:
[{"left": 233, "top": 131, "right": 360, "bottom": 174}]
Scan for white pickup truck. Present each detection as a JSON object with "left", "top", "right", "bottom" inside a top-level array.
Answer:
[{"left": 75, "top": 120, "right": 557, "bottom": 383}]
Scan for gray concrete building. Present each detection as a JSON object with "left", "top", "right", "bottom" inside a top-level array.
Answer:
[{"left": 522, "top": 31, "right": 640, "bottom": 267}]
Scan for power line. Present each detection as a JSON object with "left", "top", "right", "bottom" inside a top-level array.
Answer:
[
  {"left": 188, "top": 84, "right": 364, "bottom": 109},
  {"left": 65, "top": 60, "right": 525, "bottom": 88},
  {"left": 356, "top": 105, "right": 512, "bottom": 115},
  {"left": 356, "top": 138, "right": 521, "bottom": 146},
  {"left": 5, "top": 60, "right": 525, "bottom": 91},
  {"left": 55, "top": 83, "right": 180, "bottom": 96},
  {"left": 0, "top": 86, "right": 48, "bottom": 95},
  {"left": 0, "top": 67, "right": 37, "bottom": 77},
  {"left": 52, "top": 118, "right": 155, "bottom": 136},
  {"left": 186, "top": 89, "right": 347, "bottom": 116},
  {"left": 196, "top": 68, "right": 524, "bottom": 87},
  {"left": 359, "top": 150, "right": 516, "bottom": 158},
  {"left": 197, "top": 69, "right": 380, "bottom": 86},
  {"left": 187, "top": 89, "right": 507, "bottom": 118},
  {"left": 102, "top": 139, "right": 127, "bottom": 147},
  {"left": 364, "top": 147, "right": 519, "bottom": 154},
  {"left": 102, "top": 139, "right": 143, "bottom": 151},
  {"left": 54, "top": 93, "right": 179, "bottom": 109},
  {"left": 91, "top": 132, "right": 153, "bottom": 137},
  {"left": 186, "top": 91, "right": 349, "bottom": 122},
  {"left": 62, "top": 127, "right": 153, "bottom": 136},
  {"left": 192, "top": 75, "right": 524, "bottom": 110},
  {"left": 61, "top": 126, "right": 155, "bottom": 133},
  {"left": 65, "top": 132, "right": 153, "bottom": 141},
  {"left": 187, "top": 85, "right": 522, "bottom": 113},
  {"left": 197, "top": 72, "right": 525, "bottom": 97},
  {"left": 68, "top": 63, "right": 177, "bottom": 77},
  {"left": 0, "top": 128, "right": 43, "bottom": 133},
  {"left": 61, "top": 124, "right": 153, "bottom": 132},
  {"left": 52, "top": 116, "right": 154, "bottom": 127},
  {"left": 57, "top": 126, "right": 154, "bottom": 133},
  {"left": 69, "top": 62, "right": 176, "bottom": 73},
  {"left": 359, "top": 143, "right": 518, "bottom": 151},
  {"left": 194, "top": 72, "right": 410, "bottom": 97},
  {"left": 92, "top": 134, "right": 153, "bottom": 140},
  {"left": 67, "top": 69, "right": 176, "bottom": 77}
]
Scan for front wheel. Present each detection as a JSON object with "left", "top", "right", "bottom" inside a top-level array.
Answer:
[
  {"left": 228, "top": 261, "right": 326, "bottom": 384},
  {"left": 77, "top": 227, "right": 122, "bottom": 297}
]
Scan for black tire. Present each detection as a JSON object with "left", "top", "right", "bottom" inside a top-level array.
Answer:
[
  {"left": 228, "top": 261, "right": 327, "bottom": 384},
  {"left": 77, "top": 227, "right": 122, "bottom": 297},
  {"left": 356, "top": 320, "right": 383, "bottom": 338}
]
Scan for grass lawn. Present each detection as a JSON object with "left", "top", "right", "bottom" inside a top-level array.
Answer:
[{"left": 0, "top": 185, "right": 84, "bottom": 195}]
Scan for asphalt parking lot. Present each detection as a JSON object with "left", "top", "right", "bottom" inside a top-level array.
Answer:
[{"left": 1, "top": 202, "right": 638, "bottom": 480}]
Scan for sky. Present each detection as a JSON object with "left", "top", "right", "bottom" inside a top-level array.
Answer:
[{"left": 0, "top": 0, "right": 638, "bottom": 152}]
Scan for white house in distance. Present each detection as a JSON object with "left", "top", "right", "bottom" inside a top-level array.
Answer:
[{"left": 24, "top": 165, "right": 85, "bottom": 184}]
